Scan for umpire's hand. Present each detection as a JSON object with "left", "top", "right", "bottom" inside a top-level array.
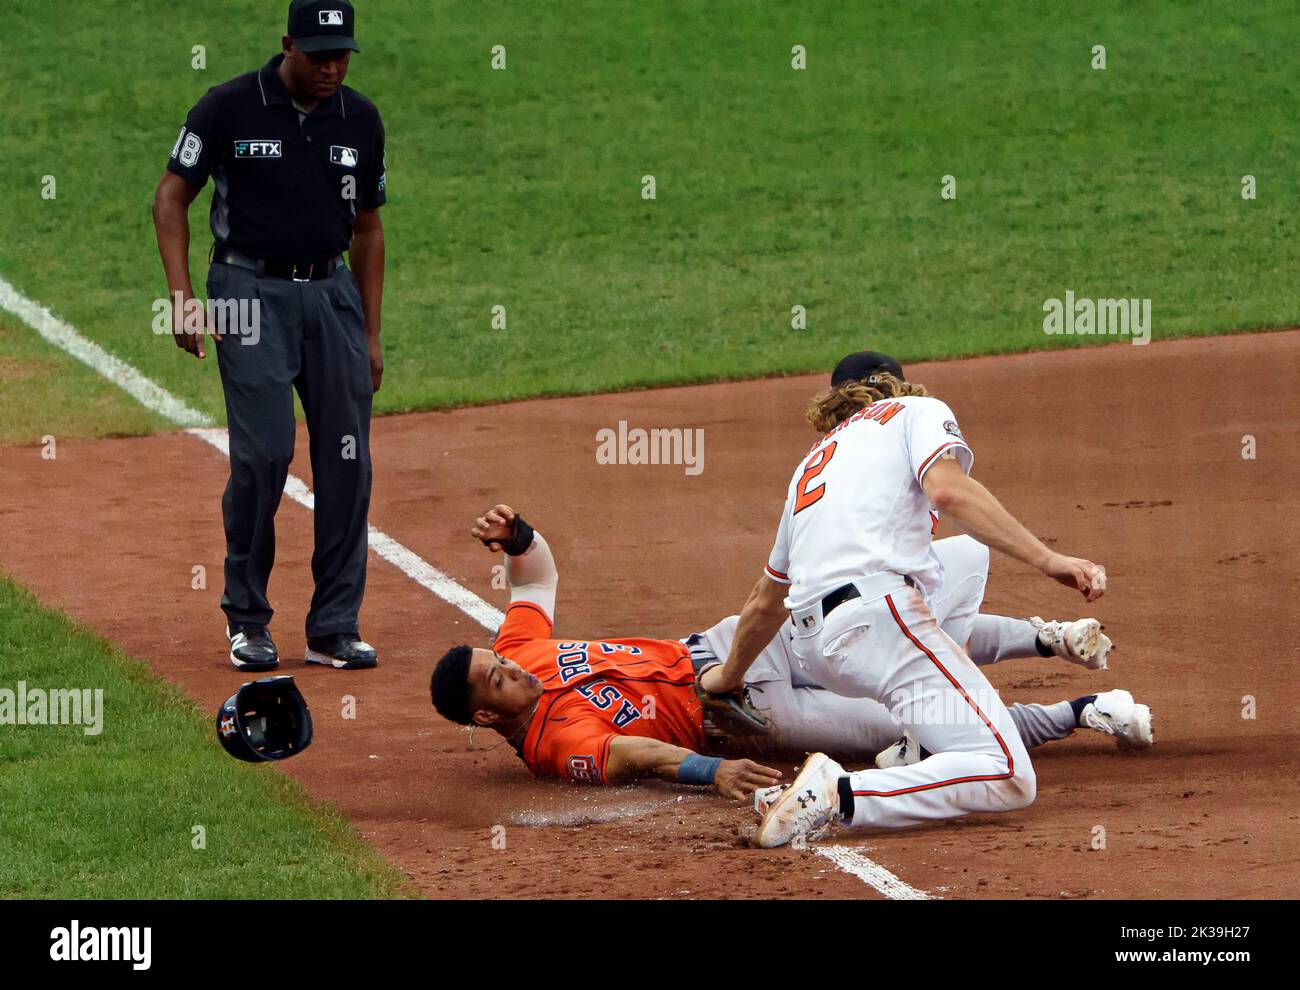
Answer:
[
  {"left": 171, "top": 292, "right": 220, "bottom": 359},
  {"left": 368, "top": 334, "right": 383, "bottom": 392}
]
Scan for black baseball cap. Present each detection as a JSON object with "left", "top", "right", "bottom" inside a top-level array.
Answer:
[
  {"left": 830, "top": 350, "right": 906, "bottom": 387},
  {"left": 287, "top": 0, "right": 361, "bottom": 54}
]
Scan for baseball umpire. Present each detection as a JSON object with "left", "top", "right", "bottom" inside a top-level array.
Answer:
[{"left": 152, "top": 0, "right": 385, "bottom": 671}]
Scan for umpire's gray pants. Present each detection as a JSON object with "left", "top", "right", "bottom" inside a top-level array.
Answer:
[{"left": 207, "top": 261, "right": 373, "bottom": 638}]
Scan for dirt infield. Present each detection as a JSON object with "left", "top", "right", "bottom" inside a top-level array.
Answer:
[{"left": 2, "top": 331, "right": 1298, "bottom": 898}]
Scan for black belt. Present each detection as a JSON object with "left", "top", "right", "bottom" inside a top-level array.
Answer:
[
  {"left": 820, "top": 576, "right": 915, "bottom": 618},
  {"left": 211, "top": 244, "right": 343, "bottom": 281}
]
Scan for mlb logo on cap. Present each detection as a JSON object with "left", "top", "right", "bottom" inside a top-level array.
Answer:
[{"left": 287, "top": 0, "right": 361, "bottom": 54}]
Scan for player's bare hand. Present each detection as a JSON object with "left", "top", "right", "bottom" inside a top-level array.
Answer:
[
  {"left": 714, "top": 758, "right": 783, "bottom": 801},
  {"left": 1043, "top": 553, "right": 1107, "bottom": 602},
  {"left": 471, "top": 504, "right": 516, "bottom": 551},
  {"left": 699, "top": 664, "right": 743, "bottom": 695}
]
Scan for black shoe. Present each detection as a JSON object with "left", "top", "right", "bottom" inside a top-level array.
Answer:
[
  {"left": 227, "top": 623, "right": 279, "bottom": 671},
  {"left": 305, "top": 634, "right": 378, "bottom": 670}
]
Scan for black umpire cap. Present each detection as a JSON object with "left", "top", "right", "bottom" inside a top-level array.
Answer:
[
  {"left": 288, "top": 0, "right": 361, "bottom": 54},
  {"left": 830, "top": 350, "right": 906, "bottom": 387}
]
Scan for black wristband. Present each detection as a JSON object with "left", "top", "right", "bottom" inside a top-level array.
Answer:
[{"left": 491, "top": 515, "right": 535, "bottom": 556}]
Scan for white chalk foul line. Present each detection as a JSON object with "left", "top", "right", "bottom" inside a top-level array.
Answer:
[
  {"left": 0, "top": 274, "right": 212, "bottom": 428},
  {"left": 0, "top": 272, "right": 503, "bottom": 634},
  {"left": 816, "top": 846, "right": 936, "bottom": 900},
  {"left": 185, "top": 427, "right": 504, "bottom": 629},
  {"left": 1, "top": 272, "right": 928, "bottom": 899}
]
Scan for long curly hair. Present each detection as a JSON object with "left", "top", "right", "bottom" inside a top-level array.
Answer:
[{"left": 805, "top": 372, "right": 930, "bottom": 433}]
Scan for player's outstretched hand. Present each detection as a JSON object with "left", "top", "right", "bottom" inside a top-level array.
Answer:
[
  {"left": 714, "top": 758, "right": 782, "bottom": 801},
  {"left": 1043, "top": 553, "right": 1107, "bottom": 602},
  {"left": 471, "top": 504, "right": 517, "bottom": 552}
]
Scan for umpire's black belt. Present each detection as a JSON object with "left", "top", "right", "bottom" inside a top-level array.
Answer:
[
  {"left": 820, "top": 575, "right": 915, "bottom": 618},
  {"left": 212, "top": 244, "right": 344, "bottom": 282}
]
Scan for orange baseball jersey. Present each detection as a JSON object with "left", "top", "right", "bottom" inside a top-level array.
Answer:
[{"left": 494, "top": 601, "right": 706, "bottom": 784}]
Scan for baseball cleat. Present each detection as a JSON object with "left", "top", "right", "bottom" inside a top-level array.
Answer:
[
  {"left": 875, "top": 730, "right": 924, "bottom": 769},
  {"left": 305, "top": 634, "right": 378, "bottom": 670},
  {"left": 1079, "top": 689, "right": 1154, "bottom": 749},
  {"left": 1031, "top": 616, "right": 1111, "bottom": 670},
  {"left": 754, "top": 784, "right": 784, "bottom": 818},
  {"left": 757, "top": 752, "right": 844, "bottom": 849},
  {"left": 227, "top": 623, "right": 279, "bottom": 671}
]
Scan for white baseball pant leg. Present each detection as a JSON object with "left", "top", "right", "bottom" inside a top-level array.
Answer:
[
  {"left": 928, "top": 535, "right": 990, "bottom": 647},
  {"left": 794, "top": 585, "right": 1036, "bottom": 829},
  {"left": 692, "top": 601, "right": 1071, "bottom": 760},
  {"left": 932, "top": 534, "right": 1071, "bottom": 666}
]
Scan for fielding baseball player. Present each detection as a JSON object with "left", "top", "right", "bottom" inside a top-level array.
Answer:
[
  {"left": 699, "top": 350, "right": 1140, "bottom": 846},
  {"left": 428, "top": 504, "right": 1151, "bottom": 799}
]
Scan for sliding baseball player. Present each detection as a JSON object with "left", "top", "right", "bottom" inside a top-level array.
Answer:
[{"left": 428, "top": 504, "right": 1151, "bottom": 801}]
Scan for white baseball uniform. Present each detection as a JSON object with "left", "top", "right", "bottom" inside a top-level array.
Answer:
[
  {"left": 762, "top": 395, "right": 1037, "bottom": 829},
  {"left": 690, "top": 536, "right": 1077, "bottom": 761}
]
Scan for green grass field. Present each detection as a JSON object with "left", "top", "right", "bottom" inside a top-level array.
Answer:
[
  {"left": 0, "top": 1, "right": 1294, "bottom": 898},
  {"left": 0, "top": 577, "right": 407, "bottom": 898},
  {"left": 1, "top": 0, "right": 1295, "bottom": 442}
]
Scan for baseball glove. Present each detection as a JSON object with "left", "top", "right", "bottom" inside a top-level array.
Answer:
[{"left": 694, "top": 664, "right": 771, "bottom": 736}]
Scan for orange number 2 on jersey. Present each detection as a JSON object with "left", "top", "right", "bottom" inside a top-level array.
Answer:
[{"left": 794, "top": 441, "right": 837, "bottom": 514}]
